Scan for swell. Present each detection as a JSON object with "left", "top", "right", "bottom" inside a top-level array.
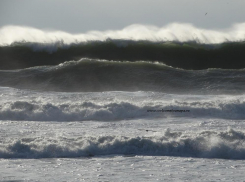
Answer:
[
  {"left": 1, "top": 129, "right": 245, "bottom": 159},
  {"left": 0, "top": 59, "right": 245, "bottom": 94},
  {"left": 1, "top": 40, "right": 245, "bottom": 70}
]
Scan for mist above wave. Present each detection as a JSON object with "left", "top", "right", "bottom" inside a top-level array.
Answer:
[{"left": 1, "top": 23, "right": 245, "bottom": 46}]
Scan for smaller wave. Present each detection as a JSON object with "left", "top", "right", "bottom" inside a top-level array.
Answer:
[
  {"left": 1, "top": 97, "right": 245, "bottom": 121},
  {"left": 1, "top": 129, "right": 245, "bottom": 159},
  {"left": 0, "top": 59, "right": 245, "bottom": 94}
]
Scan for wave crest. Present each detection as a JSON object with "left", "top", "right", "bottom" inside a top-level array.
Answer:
[{"left": 1, "top": 23, "right": 245, "bottom": 45}]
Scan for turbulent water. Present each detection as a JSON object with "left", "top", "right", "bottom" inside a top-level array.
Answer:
[{"left": 1, "top": 24, "right": 245, "bottom": 181}]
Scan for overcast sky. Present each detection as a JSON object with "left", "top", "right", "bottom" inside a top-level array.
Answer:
[{"left": 1, "top": 0, "right": 245, "bottom": 33}]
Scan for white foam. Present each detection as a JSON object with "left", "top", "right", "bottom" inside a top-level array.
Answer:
[
  {"left": 0, "top": 96, "right": 245, "bottom": 121},
  {"left": 1, "top": 23, "right": 245, "bottom": 47},
  {"left": 1, "top": 128, "right": 245, "bottom": 159}
]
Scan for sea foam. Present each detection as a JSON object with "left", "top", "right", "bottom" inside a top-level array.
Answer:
[
  {"left": 1, "top": 128, "right": 245, "bottom": 159},
  {"left": 1, "top": 23, "right": 245, "bottom": 48},
  {"left": 1, "top": 97, "right": 245, "bottom": 121}
]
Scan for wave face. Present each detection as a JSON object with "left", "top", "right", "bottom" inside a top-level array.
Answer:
[
  {"left": 0, "top": 59, "right": 245, "bottom": 94},
  {"left": 1, "top": 24, "right": 245, "bottom": 70},
  {"left": 0, "top": 40, "right": 245, "bottom": 70},
  {"left": 1, "top": 129, "right": 245, "bottom": 159}
]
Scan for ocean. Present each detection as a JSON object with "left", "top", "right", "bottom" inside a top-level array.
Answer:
[{"left": 1, "top": 24, "right": 245, "bottom": 181}]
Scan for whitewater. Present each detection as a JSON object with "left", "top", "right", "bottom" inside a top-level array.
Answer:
[
  {"left": 1, "top": 23, "right": 245, "bottom": 45},
  {"left": 1, "top": 24, "right": 245, "bottom": 181}
]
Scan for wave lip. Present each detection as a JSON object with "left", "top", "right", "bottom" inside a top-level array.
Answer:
[{"left": 1, "top": 129, "right": 245, "bottom": 159}]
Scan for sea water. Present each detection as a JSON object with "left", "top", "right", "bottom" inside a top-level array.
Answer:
[{"left": 1, "top": 87, "right": 245, "bottom": 181}]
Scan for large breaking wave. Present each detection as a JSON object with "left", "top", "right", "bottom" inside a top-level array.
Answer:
[
  {"left": 1, "top": 23, "right": 245, "bottom": 70},
  {"left": 1, "top": 129, "right": 245, "bottom": 159}
]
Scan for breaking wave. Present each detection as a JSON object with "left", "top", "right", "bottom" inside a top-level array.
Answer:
[
  {"left": 1, "top": 128, "right": 245, "bottom": 159},
  {"left": 1, "top": 96, "right": 245, "bottom": 121},
  {"left": 1, "top": 23, "right": 245, "bottom": 70}
]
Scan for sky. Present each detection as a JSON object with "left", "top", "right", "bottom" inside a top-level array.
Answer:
[{"left": 1, "top": 0, "right": 245, "bottom": 33}]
